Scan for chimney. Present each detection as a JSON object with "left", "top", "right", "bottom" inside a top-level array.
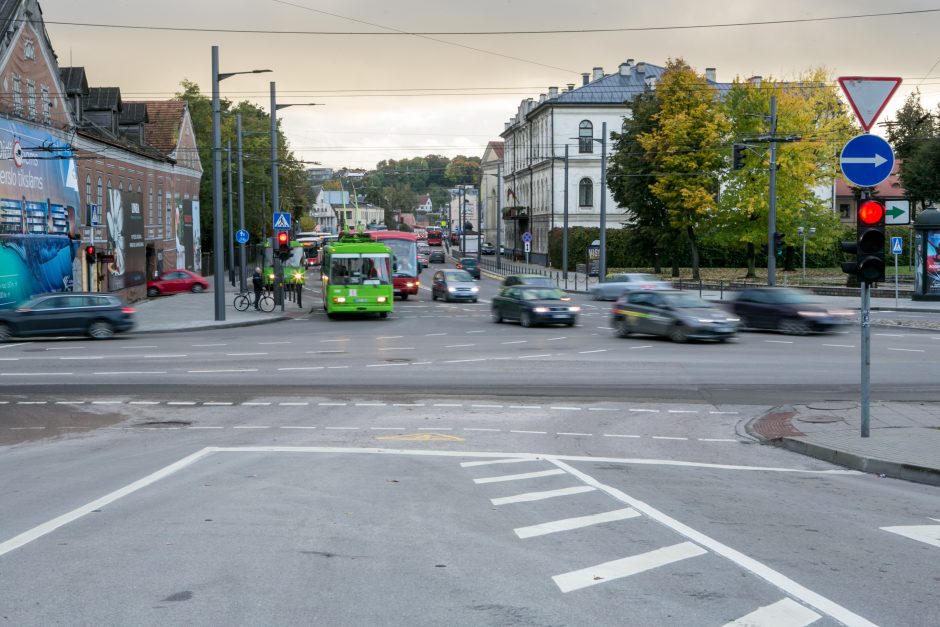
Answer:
[
  {"left": 619, "top": 60, "right": 632, "bottom": 76},
  {"left": 748, "top": 75, "right": 762, "bottom": 88},
  {"left": 566, "top": 83, "right": 575, "bottom": 92},
  {"left": 539, "top": 93, "right": 546, "bottom": 103},
  {"left": 582, "top": 72, "right": 590, "bottom": 86},
  {"left": 636, "top": 62, "right": 646, "bottom": 75},
  {"left": 592, "top": 66, "right": 604, "bottom": 82},
  {"left": 705, "top": 67, "right": 716, "bottom": 82},
  {"left": 504, "top": 121, "right": 510, "bottom": 131}
]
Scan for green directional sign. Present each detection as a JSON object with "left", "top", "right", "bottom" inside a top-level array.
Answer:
[{"left": 885, "top": 200, "right": 910, "bottom": 225}]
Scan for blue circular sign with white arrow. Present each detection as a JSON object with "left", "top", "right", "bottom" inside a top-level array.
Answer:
[
  {"left": 235, "top": 229, "right": 250, "bottom": 245},
  {"left": 840, "top": 133, "right": 894, "bottom": 188}
]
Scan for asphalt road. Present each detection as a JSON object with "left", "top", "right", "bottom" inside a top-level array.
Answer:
[{"left": 1, "top": 264, "right": 938, "bottom": 626}]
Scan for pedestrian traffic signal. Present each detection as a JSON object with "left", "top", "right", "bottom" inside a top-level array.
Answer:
[
  {"left": 773, "top": 232, "right": 785, "bottom": 257},
  {"left": 732, "top": 144, "right": 746, "bottom": 171},
  {"left": 855, "top": 199, "right": 886, "bottom": 283},
  {"left": 84, "top": 245, "right": 96, "bottom": 263}
]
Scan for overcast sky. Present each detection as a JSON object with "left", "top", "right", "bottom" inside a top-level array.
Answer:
[{"left": 40, "top": 0, "right": 940, "bottom": 170}]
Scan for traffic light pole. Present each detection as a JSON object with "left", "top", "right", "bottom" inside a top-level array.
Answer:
[
  {"left": 861, "top": 280, "right": 871, "bottom": 438},
  {"left": 767, "top": 96, "right": 778, "bottom": 287}
]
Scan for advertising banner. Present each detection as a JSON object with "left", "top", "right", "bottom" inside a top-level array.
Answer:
[
  {"left": 106, "top": 187, "right": 146, "bottom": 290},
  {"left": 926, "top": 230, "right": 940, "bottom": 296}
]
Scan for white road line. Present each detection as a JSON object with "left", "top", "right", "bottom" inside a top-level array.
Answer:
[
  {"left": 306, "top": 350, "right": 344, "bottom": 354},
  {"left": 699, "top": 438, "right": 739, "bottom": 443},
  {"left": 553, "top": 542, "right": 707, "bottom": 593},
  {"left": 94, "top": 371, "right": 167, "bottom": 375},
  {"left": 188, "top": 369, "right": 258, "bottom": 373},
  {"left": 667, "top": 410, "right": 697, "bottom": 414},
  {"left": 370, "top": 427, "right": 405, "bottom": 431},
  {"left": 546, "top": 337, "right": 567, "bottom": 341},
  {"left": 546, "top": 457, "right": 876, "bottom": 625},
  {"left": 355, "top": 403, "right": 386, "bottom": 406},
  {"left": 1, "top": 372, "right": 72, "bottom": 376},
  {"left": 764, "top": 340, "right": 793, "bottom": 344},
  {"left": 653, "top": 436, "right": 688, "bottom": 440},
  {"left": 557, "top": 432, "right": 592, "bottom": 436},
  {"left": 519, "top": 354, "right": 552, "bottom": 359},
  {"left": 120, "top": 345, "right": 157, "bottom": 349},
  {"left": 501, "top": 340, "right": 527, "bottom": 344},
  {"left": 888, "top": 347, "right": 925, "bottom": 353},
  {"left": 167, "top": 402, "right": 196, "bottom": 406},
  {"left": 471, "top": 404, "right": 503, "bottom": 409},
  {"left": 823, "top": 344, "right": 855, "bottom": 348},
  {"left": 144, "top": 354, "right": 189, "bottom": 358},
  {"left": 242, "top": 402, "right": 271, "bottom": 406},
  {"left": 59, "top": 356, "right": 103, "bottom": 360},
  {"left": 393, "top": 403, "right": 425, "bottom": 407},
  {"left": 722, "top": 598, "right": 821, "bottom": 627},
  {"left": 42, "top": 346, "right": 82, "bottom": 350},
  {"left": 278, "top": 367, "right": 324, "bottom": 371},
  {"left": 461, "top": 458, "right": 536, "bottom": 468},
  {"left": 380, "top": 347, "right": 415, "bottom": 351},
  {"left": 578, "top": 349, "right": 607, "bottom": 354},
  {"left": 550, "top": 406, "right": 582, "bottom": 411},
  {"left": 445, "top": 344, "right": 476, "bottom": 348},
  {"left": 475, "top": 469, "right": 565, "bottom": 484},
  {"left": 444, "top": 358, "right": 486, "bottom": 363},
  {"left": 91, "top": 401, "right": 121, "bottom": 405},
  {"left": 257, "top": 341, "right": 291, "bottom": 345},
  {"left": 424, "top": 333, "right": 447, "bottom": 336},
  {"left": 510, "top": 430, "right": 547, "bottom": 435},
  {"left": 629, "top": 408, "right": 659, "bottom": 413},
  {"left": 327, "top": 366, "right": 349, "bottom": 369},
  {"left": 464, "top": 428, "right": 500, "bottom": 432},
  {"left": 597, "top": 326, "right": 613, "bottom": 330},
  {"left": 604, "top": 434, "right": 641, "bottom": 439},
  {"left": 321, "top": 339, "right": 349, "bottom": 343},
  {"left": 203, "top": 402, "right": 233, "bottom": 406},
  {"left": 325, "top": 426, "right": 359, "bottom": 430},
  {"left": 630, "top": 345, "right": 653, "bottom": 350},
  {"left": 466, "top": 330, "right": 485, "bottom": 334},
  {"left": 411, "top": 361, "right": 433, "bottom": 365},
  {"left": 366, "top": 363, "right": 408, "bottom": 367},
  {"left": 280, "top": 426, "right": 318, "bottom": 430},
  {"left": 17, "top": 401, "right": 47, "bottom": 405},
  {"left": 53, "top": 401, "right": 83, "bottom": 405},
  {"left": 875, "top": 333, "right": 904, "bottom": 337},
  {"left": 0, "top": 343, "right": 25, "bottom": 349},
  {"left": 226, "top": 352, "right": 268, "bottom": 356},
  {"left": 319, "top": 402, "right": 347, "bottom": 406},
  {"left": 377, "top": 335, "right": 403, "bottom": 339},
  {"left": 509, "top": 405, "right": 542, "bottom": 410},
  {"left": 0, "top": 357, "right": 19, "bottom": 361},
  {"left": 279, "top": 402, "right": 309, "bottom": 406},
  {"left": 515, "top": 508, "right": 641, "bottom": 539},
  {"left": 709, "top": 411, "right": 739, "bottom": 415},
  {"left": 491, "top": 485, "right": 596, "bottom": 506},
  {"left": 589, "top": 408, "right": 618, "bottom": 412},
  {"left": 192, "top": 343, "right": 226, "bottom": 347},
  {"left": 233, "top": 426, "right": 270, "bottom": 429}
]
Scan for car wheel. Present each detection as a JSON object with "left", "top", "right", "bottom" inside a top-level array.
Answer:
[
  {"left": 472, "top": 299, "right": 478, "bottom": 303},
  {"left": 400, "top": 293, "right": 409, "bottom": 301},
  {"left": 191, "top": 284, "right": 205, "bottom": 293},
  {"left": 566, "top": 320, "right": 576, "bottom": 327},
  {"left": 520, "top": 311, "right": 533, "bottom": 328},
  {"left": 431, "top": 291, "right": 437, "bottom": 301},
  {"left": 379, "top": 311, "right": 388, "bottom": 319},
  {"left": 616, "top": 319, "right": 632, "bottom": 338},
  {"left": 491, "top": 309, "right": 502, "bottom": 323},
  {"left": 88, "top": 320, "right": 114, "bottom": 340},
  {"left": 669, "top": 323, "right": 688, "bottom": 343},
  {"left": 147, "top": 287, "right": 160, "bottom": 297},
  {"left": 779, "top": 318, "right": 810, "bottom": 336},
  {"left": 0, "top": 323, "right": 10, "bottom": 342}
]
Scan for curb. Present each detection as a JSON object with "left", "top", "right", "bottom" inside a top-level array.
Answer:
[
  {"left": 131, "top": 314, "right": 293, "bottom": 335},
  {"left": 774, "top": 437, "right": 940, "bottom": 487}
]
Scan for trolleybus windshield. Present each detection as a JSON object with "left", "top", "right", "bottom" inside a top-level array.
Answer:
[{"left": 328, "top": 253, "right": 391, "bottom": 286}]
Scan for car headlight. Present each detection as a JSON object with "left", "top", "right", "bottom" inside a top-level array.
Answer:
[
  {"left": 447, "top": 286, "right": 457, "bottom": 292},
  {"left": 828, "top": 309, "right": 853, "bottom": 317},
  {"left": 268, "top": 273, "right": 275, "bottom": 280},
  {"left": 568, "top": 306, "right": 580, "bottom": 312},
  {"left": 405, "top": 282, "right": 414, "bottom": 287},
  {"left": 798, "top": 310, "right": 826, "bottom": 317},
  {"left": 471, "top": 286, "right": 479, "bottom": 292},
  {"left": 377, "top": 296, "right": 387, "bottom": 303},
  {"left": 726, "top": 317, "right": 740, "bottom": 323},
  {"left": 333, "top": 296, "right": 346, "bottom": 304},
  {"left": 534, "top": 306, "right": 549, "bottom": 313}
]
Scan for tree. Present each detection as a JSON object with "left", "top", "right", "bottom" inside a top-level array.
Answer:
[
  {"left": 901, "top": 138, "right": 940, "bottom": 204},
  {"left": 608, "top": 89, "right": 679, "bottom": 274},
  {"left": 637, "top": 59, "right": 730, "bottom": 280},
  {"left": 890, "top": 90, "right": 938, "bottom": 215},
  {"left": 445, "top": 155, "right": 481, "bottom": 186},
  {"left": 714, "top": 68, "right": 854, "bottom": 277}
]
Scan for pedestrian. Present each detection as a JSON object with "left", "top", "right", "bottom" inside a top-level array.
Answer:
[{"left": 252, "top": 267, "right": 264, "bottom": 310}]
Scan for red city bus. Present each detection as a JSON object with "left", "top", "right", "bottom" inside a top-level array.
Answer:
[
  {"left": 426, "top": 227, "right": 442, "bottom": 247},
  {"left": 368, "top": 230, "right": 420, "bottom": 299}
]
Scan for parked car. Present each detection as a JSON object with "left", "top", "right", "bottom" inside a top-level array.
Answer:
[
  {"left": 0, "top": 293, "right": 135, "bottom": 341},
  {"left": 456, "top": 257, "right": 480, "bottom": 279},
  {"left": 431, "top": 269, "right": 479, "bottom": 302},
  {"left": 147, "top": 269, "right": 209, "bottom": 297},
  {"left": 611, "top": 290, "right": 738, "bottom": 342},
  {"left": 429, "top": 250, "right": 446, "bottom": 264},
  {"left": 589, "top": 273, "right": 671, "bottom": 301},
  {"left": 491, "top": 286, "right": 579, "bottom": 327},
  {"left": 481, "top": 242, "right": 496, "bottom": 255},
  {"left": 502, "top": 274, "right": 556, "bottom": 288},
  {"left": 729, "top": 287, "right": 854, "bottom": 335}
]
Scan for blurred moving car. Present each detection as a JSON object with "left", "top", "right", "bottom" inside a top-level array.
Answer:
[
  {"left": 147, "top": 269, "right": 209, "bottom": 297},
  {"left": 502, "top": 274, "right": 556, "bottom": 288},
  {"left": 611, "top": 290, "right": 738, "bottom": 342},
  {"left": 429, "top": 249, "right": 446, "bottom": 264},
  {"left": 417, "top": 252, "right": 429, "bottom": 270},
  {"left": 589, "top": 273, "right": 671, "bottom": 301},
  {"left": 431, "top": 269, "right": 479, "bottom": 302},
  {"left": 456, "top": 257, "right": 481, "bottom": 279},
  {"left": 491, "top": 286, "right": 580, "bottom": 327},
  {"left": 481, "top": 242, "right": 496, "bottom": 255},
  {"left": 729, "top": 287, "right": 854, "bottom": 335},
  {"left": 0, "top": 293, "right": 135, "bottom": 341}
]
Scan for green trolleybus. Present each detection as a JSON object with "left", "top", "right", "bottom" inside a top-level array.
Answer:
[
  {"left": 262, "top": 239, "right": 306, "bottom": 289},
  {"left": 321, "top": 233, "right": 394, "bottom": 318}
]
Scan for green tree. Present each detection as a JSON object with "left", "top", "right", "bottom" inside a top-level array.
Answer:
[
  {"left": 890, "top": 91, "right": 938, "bottom": 214},
  {"left": 445, "top": 155, "right": 481, "bottom": 186},
  {"left": 637, "top": 59, "right": 730, "bottom": 280},
  {"left": 901, "top": 137, "right": 940, "bottom": 204}
]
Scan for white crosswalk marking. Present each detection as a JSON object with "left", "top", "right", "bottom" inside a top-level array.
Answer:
[
  {"left": 552, "top": 542, "right": 707, "bottom": 593},
  {"left": 473, "top": 469, "right": 566, "bottom": 484},
  {"left": 460, "top": 458, "right": 536, "bottom": 468},
  {"left": 491, "top": 485, "right": 595, "bottom": 506},
  {"left": 514, "top": 508, "right": 640, "bottom": 539},
  {"left": 722, "top": 598, "right": 821, "bottom": 627}
]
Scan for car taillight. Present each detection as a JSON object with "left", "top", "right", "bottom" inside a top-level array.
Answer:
[{"left": 122, "top": 307, "right": 136, "bottom": 314}]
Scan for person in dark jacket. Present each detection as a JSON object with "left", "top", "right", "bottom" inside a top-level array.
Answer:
[{"left": 252, "top": 267, "right": 264, "bottom": 310}]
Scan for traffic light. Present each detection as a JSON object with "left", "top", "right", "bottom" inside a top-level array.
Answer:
[
  {"left": 856, "top": 200, "right": 886, "bottom": 283},
  {"left": 276, "top": 231, "right": 290, "bottom": 259},
  {"left": 773, "top": 231, "right": 785, "bottom": 257},
  {"left": 84, "top": 245, "right": 96, "bottom": 264},
  {"left": 732, "top": 144, "right": 746, "bottom": 171}
]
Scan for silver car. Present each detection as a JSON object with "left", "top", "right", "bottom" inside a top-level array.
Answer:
[{"left": 589, "top": 273, "right": 671, "bottom": 301}]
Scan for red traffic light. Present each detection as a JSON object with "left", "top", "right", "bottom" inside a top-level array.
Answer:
[
  {"left": 277, "top": 232, "right": 289, "bottom": 245},
  {"left": 85, "top": 245, "right": 95, "bottom": 256},
  {"left": 858, "top": 200, "right": 884, "bottom": 225}
]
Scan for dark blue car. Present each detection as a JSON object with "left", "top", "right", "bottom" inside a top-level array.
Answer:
[{"left": 0, "top": 293, "right": 136, "bottom": 341}]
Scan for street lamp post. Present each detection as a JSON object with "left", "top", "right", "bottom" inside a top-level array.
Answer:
[
  {"left": 226, "top": 140, "right": 235, "bottom": 287},
  {"left": 210, "top": 45, "right": 270, "bottom": 320},
  {"left": 235, "top": 113, "right": 246, "bottom": 293}
]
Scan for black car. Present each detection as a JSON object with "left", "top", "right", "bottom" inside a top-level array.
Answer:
[
  {"left": 729, "top": 287, "right": 854, "bottom": 335},
  {"left": 491, "top": 286, "right": 579, "bottom": 327},
  {"left": 0, "top": 293, "right": 136, "bottom": 341},
  {"left": 481, "top": 242, "right": 496, "bottom": 255},
  {"left": 431, "top": 269, "right": 479, "bottom": 302},
  {"left": 502, "top": 274, "right": 555, "bottom": 288},
  {"left": 456, "top": 257, "right": 480, "bottom": 279},
  {"left": 611, "top": 290, "right": 739, "bottom": 342},
  {"left": 429, "top": 250, "right": 446, "bottom": 264}
]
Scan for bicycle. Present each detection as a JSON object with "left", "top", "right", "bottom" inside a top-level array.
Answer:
[{"left": 233, "top": 290, "right": 275, "bottom": 312}]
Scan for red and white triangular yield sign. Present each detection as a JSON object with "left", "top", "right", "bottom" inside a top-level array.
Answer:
[{"left": 838, "top": 76, "right": 903, "bottom": 132}]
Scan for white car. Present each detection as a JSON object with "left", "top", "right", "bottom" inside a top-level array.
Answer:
[{"left": 588, "top": 273, "right": 671, "bottom": 301}]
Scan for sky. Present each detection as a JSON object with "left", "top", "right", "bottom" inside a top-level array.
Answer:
[{"left": 38, "top": 0, "right": 940, "bottom": 170}]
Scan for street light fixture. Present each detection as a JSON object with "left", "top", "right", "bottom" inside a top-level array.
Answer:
[{"left": 211, "top": 45, "right": 271, "bottom": 320}]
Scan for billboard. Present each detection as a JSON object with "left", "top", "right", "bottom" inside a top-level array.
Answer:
[{"left": 105, "top": 187, "right": 146, "bottom": 289}]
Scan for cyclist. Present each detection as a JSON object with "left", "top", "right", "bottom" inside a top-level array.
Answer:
[{"left": 252, "top": 267, "right": 264, "bottom": 310}]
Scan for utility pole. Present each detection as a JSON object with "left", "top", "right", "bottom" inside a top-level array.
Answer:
[
  {"left": 270, "top": 81, "right": 284, "bottom": 312},
  {"left": 496, "top": 163, "right": 502, "bottom": 271},
  {"left": 599, "top": 122, "right": 608, "bottom": 282},
  {"left": 563, "top": 143, "right": 569, "bottom": 288},
  {"left": 768, "top": 96, "right": 778, "bottom": 286},
  {"left": 236, "top": 112, "right": 247, "bottom": 293},
  {"left": 226, "top": 140, "right": 235, "bottom": 287},
  {"left": 210, "top": 46, "right": 225, "bottom": 320}
]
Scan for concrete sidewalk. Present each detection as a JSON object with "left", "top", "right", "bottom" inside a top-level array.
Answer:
[{"left": 747, "top": 402, "right": 940, "bottom": 487}]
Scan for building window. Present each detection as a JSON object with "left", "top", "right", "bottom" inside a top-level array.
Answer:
[
  {"left": 165, "top": 192, "right": 172, "bottom": 235},
  {"left": 148, "top": 186, "right": 154, "bottom": 224},
  {"left": 12, "top": 74, "right": 22, "bottom": 116},
  {"left": 579, "top": 120, "right": 594, "bottom": 153},
  {"left": 26, "top": 79, "right": 36, "bottom": 121},
  {"left": 96, "top": 176, "right": 103, "bottom": 208},
  {"left": 23, "top": 39, "right": 34, "bottom": 60},
  {"left": 157, "top": 187, "right": 164, "bottom": 233},
  {"left": 839, "top": 203, "right": 850, "bottom": 220},
  {"left": 107, "top": 178, "right": 113, "bottom": 210},
  {"left": 579, "top": 178, "right": 593, "bottom": 207},
  {"left": 85, "top": 175, "right": 92, "bottom": 207},
  {"left": 40, "top": 85, "right": 50, "bottom": 125}
]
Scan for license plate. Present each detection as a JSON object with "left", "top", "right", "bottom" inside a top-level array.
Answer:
[
  {"left": 715, "top": 326, "right": 731, "bottom": 333},
  {"left": 355, "top": 298, "right": 368, "bottom": 303}
]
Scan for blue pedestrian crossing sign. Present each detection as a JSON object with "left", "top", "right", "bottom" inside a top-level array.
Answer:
[
  {"left": 840, "top": 134, "right": 894, "bottom": 188},
  {"left": 891, "top": 236, "right": 903, "bottom": 255},
  {"left": 236, "top": 229, "right": 249, "bottom": 244},
  {"left": 273, "top": 212, "right": 291, "bottom": 230}
]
